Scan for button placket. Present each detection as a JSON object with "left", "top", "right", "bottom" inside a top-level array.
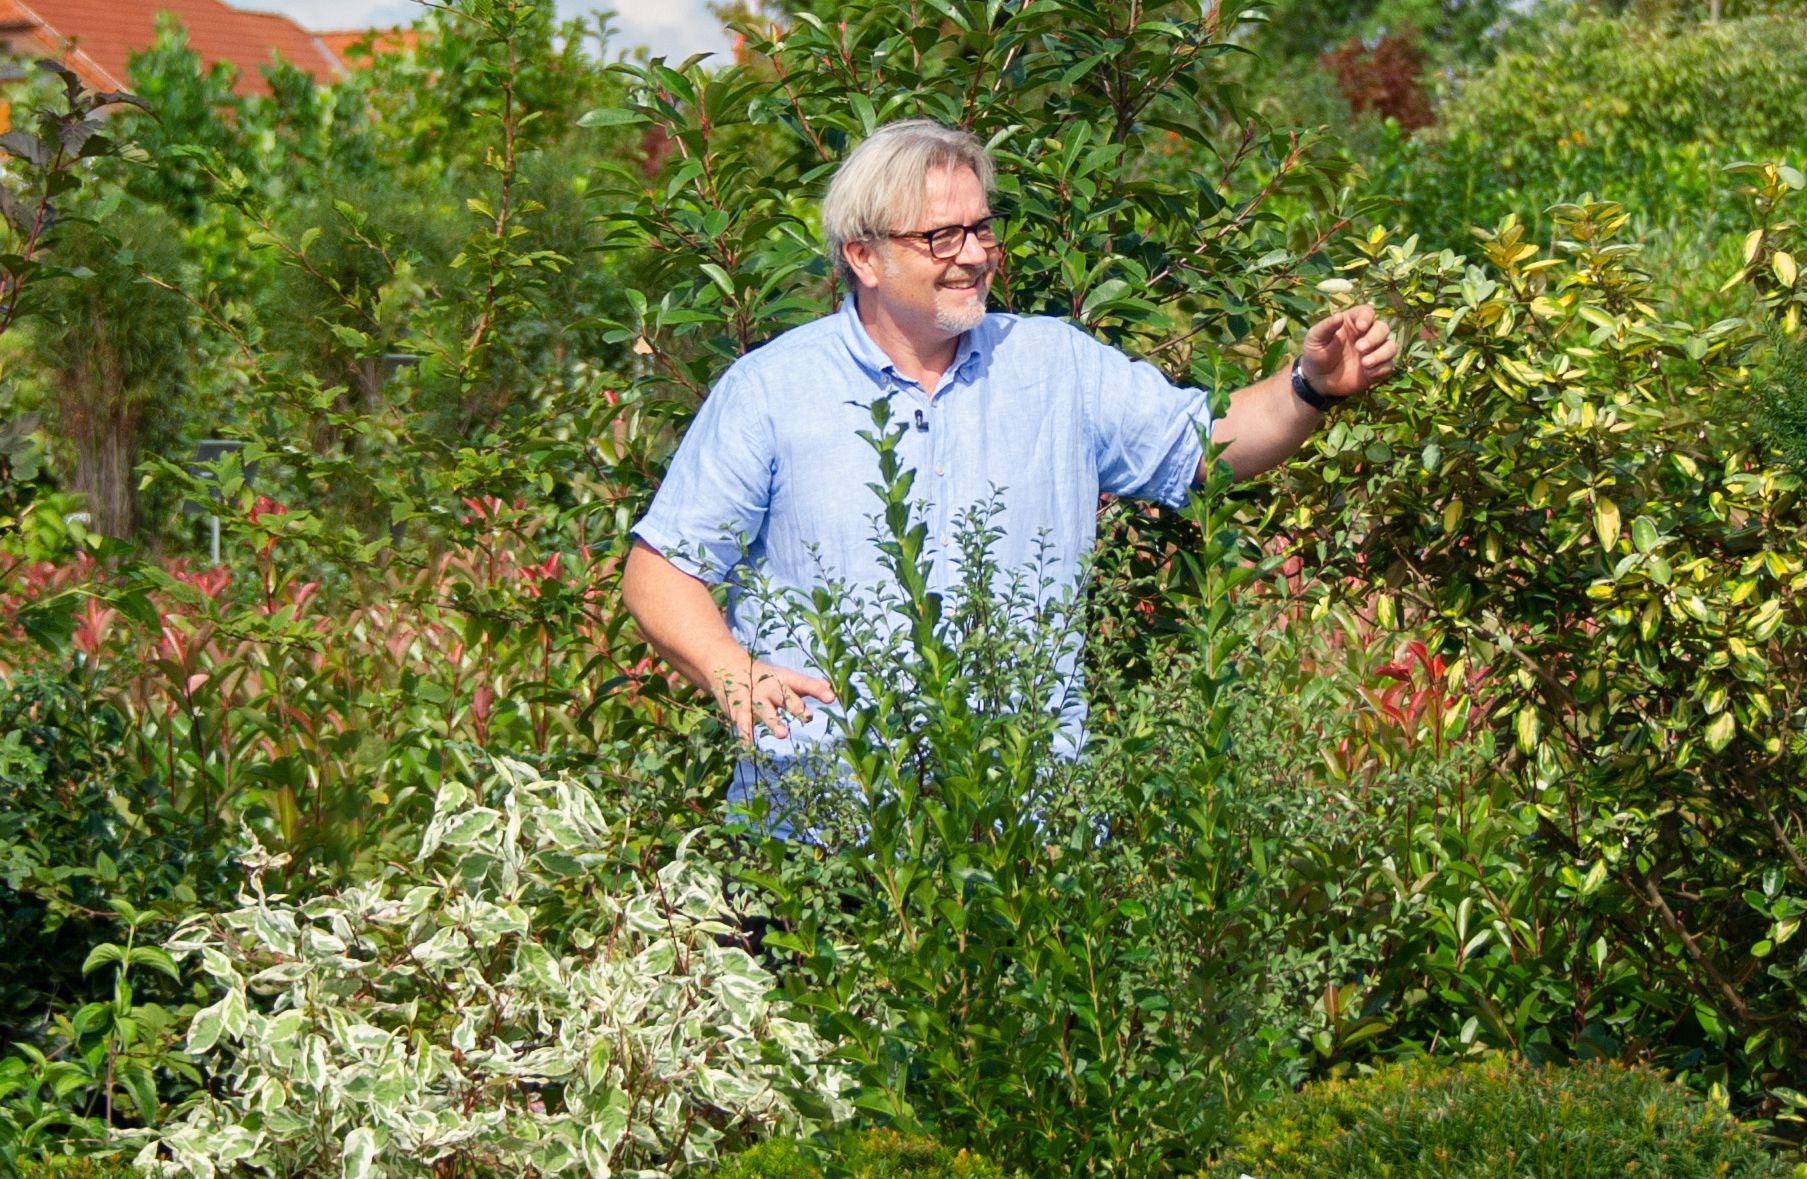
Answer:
[
  {"left": 898, "top": 392, "right": 945, "bottom": 559},
  {"left": 914, "top": 399, "right": 955, "bottom": 584}
]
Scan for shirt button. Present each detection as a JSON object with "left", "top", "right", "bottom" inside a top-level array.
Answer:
[
  {"left": 939, "top": 535, "right": 951, "bottom": 547},
  {"left": 935, "top": 465, "right": 946, "bottom": 476}
]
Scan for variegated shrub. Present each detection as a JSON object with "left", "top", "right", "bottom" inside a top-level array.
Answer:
[{"left": 133, "top": 758, "right": 849, "bottom": 1177}]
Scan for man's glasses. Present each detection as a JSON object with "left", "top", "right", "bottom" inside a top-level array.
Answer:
[{"left": 886, "top": 215, "right": 1005, "bottom": 260}]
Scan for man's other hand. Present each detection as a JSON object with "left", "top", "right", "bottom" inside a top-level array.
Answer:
[
  {"left": 1301, "top": 303, "right": 1398, "bottom": 399},
  {"left": 710, "top": 659, "right": 836, "bottom": 745}
]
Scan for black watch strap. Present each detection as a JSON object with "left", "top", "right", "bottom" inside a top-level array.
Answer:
[{"left": 1291, "top": 358, "right": 1346, "bottom": 412}]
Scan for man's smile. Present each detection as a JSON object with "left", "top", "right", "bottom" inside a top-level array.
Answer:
[{"left": 938, "top": 266, "right": 993, "bottom": 290}]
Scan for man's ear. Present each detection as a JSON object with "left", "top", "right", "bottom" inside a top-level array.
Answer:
[{"left": 843, "top": 239, "right": 884, "bottom": 290}]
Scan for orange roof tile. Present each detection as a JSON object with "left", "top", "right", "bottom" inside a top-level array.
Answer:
[
  {"left": 317, "top": 26, "right": 420, "bottom": 64},
  {"left": 2, "top": 0, "right": 365, "bottom": 99},
  {"left": 0, "top": 0, "right": 124, "bottom": 93}
]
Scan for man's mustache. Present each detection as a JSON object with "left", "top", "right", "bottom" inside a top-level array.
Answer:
[{"left": 941, "top": 263, "right": 995, "bottom": 284}]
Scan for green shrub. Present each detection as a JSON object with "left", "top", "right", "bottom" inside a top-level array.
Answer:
[
  {"left": 715, "top": 1128, "right": 1021, "bottom": 1178},
  {"left": 1368, "top": 12, "right": 1807, "bottom": 320},
  {"left": 15, "top": 1154, "right": 142, "bottom": 1177},
  {"left": 1756, "top": 326, "right": 1807, "bottom": 476},
  {"left": 1264, "top": 198, "right": 1807, "bottom": 1120},
  {"left": 0, "top": 666, "right": 222, "bottom": 1044},
  {"left": 1208, "top": 1056, "right": 1793, "bottom": 1178}
]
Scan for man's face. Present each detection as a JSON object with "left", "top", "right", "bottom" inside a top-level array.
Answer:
[{"left": 863, "top": 165, "right": 998, "bottom": 340}]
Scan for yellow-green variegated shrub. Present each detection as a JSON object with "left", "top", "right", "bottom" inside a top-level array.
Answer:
[{"left": 1265, "top": 186, "right": 1806, "bottom": 1119}]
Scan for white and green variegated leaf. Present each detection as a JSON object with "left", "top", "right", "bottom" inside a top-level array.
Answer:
[
  {"left": 409, "top": 923, "right": 469, "bottom": 965},
  {"left": 341, "top": 1125, "right": 380, "bottom": 1179},
  {"left": 186, "top": 998, "right": 229, "bottom": 1055},
  {"left": 248, "top": 960, "right": 311, "bottom": 988}
]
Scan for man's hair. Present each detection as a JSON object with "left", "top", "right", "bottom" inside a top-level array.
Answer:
[{"left": 821, "top": 119, "right": 996, "bottom": 290}]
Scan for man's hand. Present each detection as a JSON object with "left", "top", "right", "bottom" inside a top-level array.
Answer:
[
  {"left": 1300, "top": 303, "right": 1398, "bottom": 399},
  {"left": 1205, "top": 303, "right": 1401, "bottom": 481},
  {"left": 709, "top": 658, "right": 836, "bottom": 746},
  {"left": 622, "top": 541, "right": 836, "bottom": 747}
]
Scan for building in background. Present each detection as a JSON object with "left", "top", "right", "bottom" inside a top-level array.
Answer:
[{"left": 0, "top": 0, "right": 411, "bottom": 116}]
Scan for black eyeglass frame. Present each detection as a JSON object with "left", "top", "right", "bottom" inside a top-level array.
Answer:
[{"left": 883, "top": 214, "right": 1006, "bottom": 259}]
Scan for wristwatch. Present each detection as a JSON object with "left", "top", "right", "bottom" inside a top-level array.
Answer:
[{"left": 1291, "top": 358, "right": 1347, "bottom": 412}]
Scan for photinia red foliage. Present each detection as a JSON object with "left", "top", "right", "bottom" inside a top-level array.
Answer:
[{"left": 1319, "top": 33, "right": 1434, "bottom": 133}]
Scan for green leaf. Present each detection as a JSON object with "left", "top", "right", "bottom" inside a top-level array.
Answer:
[
  {"left": 1079, "top": 278, "right": 1130, "bottom": 321},
  {"left": 577, "top": 106, "right": 649, "bottom": 127},
  {"left": 119, "top": 1061, "right": 158, "bottom": 1123},
  {"left": 1515, "top": 705, "right": 1539, "bottom": 754},
  {"left": 82, "top": 943, "right": 124, "bottom": 976},
  {"left": 1704, "top": 711, "right": 1735, "bottom": 753},
  {"left": 1592, "top": 496, "right": 1620, "bottom": 552},
  {"left": 699, "top": 262, "right": 735, "bottom": 298},
  {"left": 329, "top": 323, "right": 371, "bottom": 352},
  {"left": 127, "top": 946, "right": 182, "bottom": 983},
  {"left": 1773, "top": 251, "right": 1797, "bottom": 288}
]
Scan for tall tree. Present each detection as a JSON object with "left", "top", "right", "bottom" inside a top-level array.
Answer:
[{"left": 35, "top": 211, "right": 191, "bottom": 539}]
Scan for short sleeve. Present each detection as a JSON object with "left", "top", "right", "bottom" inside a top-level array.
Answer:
[
  {"left": 1078, "top": 330, "right": 1214, "bottom": 508},
  {"left": 631, "top": 368, "right": 775, "bottom": 583}
]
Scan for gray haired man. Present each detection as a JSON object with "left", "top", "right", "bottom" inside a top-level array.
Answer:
[{"left": 623, "top": 119, "right": 1396, "bottom": 785}]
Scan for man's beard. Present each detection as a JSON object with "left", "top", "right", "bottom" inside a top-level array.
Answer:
[{"left": 934, "top": 266, "right": 993, "bottom": 333}]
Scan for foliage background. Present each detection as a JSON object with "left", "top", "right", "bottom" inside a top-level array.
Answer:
[{"left": 0, "top": 0, "right": 1804, "bottom": 1175}]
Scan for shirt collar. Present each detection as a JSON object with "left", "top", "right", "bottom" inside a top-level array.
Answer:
[{"left": 836, "top": 295, "right": 991, "bottom": 388}]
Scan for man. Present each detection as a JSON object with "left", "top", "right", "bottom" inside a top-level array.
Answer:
[{"left": 623, "top": 119, "right": 1396, "bottom": 792}]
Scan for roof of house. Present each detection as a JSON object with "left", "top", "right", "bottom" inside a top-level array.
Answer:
[
  {"left": 0, "top": 0, "right": 400, "bottom": 99},
  {"left": 317, "top": 26, "right": 420, "bottom": 66}
]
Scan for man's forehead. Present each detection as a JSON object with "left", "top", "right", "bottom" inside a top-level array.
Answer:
[{"left": 900, "top": 164, "right": 990, "bottom": 226}]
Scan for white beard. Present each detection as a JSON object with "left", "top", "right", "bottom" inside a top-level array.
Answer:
[
  {"left": 935, "top": 283, "right": 989, "bottom": 333},
  {"left": 880, "top": 245, "right": 993, "bottom": 335}
]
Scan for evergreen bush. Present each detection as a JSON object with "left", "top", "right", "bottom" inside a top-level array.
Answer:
[
  {"left": 15, "top": 1155, "right": 142, "bottom": 1177},
  {"left": 1367, "top": 11, "right": 1807, "bottom": 317},
  {"left": 713, "top": 1127, "right": 1020, "bottom": 1178},
  {"left": 1207, "top": 1056, "right": 1793, "bottom": 1178}
]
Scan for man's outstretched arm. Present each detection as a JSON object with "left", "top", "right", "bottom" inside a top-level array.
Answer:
[
  {"left": 621, "top": 540, "right": 834, "bottom": 744},
  {"left": 1205, "top": 304, "right": 1398, "bottom": 483}
]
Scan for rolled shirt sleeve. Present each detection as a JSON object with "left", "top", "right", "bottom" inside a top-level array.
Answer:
[
  {"left": 631, "top": 368, "right": 776, "bottom": 584},
  {"left": 1077, "top": 327, "right": 1214, "bottom": 509}
]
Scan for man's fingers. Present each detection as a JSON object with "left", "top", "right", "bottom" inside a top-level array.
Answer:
[
  {"left": 752, "top": 685, "right": 792, "bottom": 740},
  {"left": 721, "top": 662, "right": 836, "bottom": 743},
  {"left": 727, "top": 695, "right": 756, "bottom": 746},
  {"left": 1305, "top": 306, "right": 1384, "bottom": 367},
  {"left": 1304, "top": 311, "right": 1345, "bottom": 349},
  {"left": 778, "top": 668, "right": 836, "bottom": 705},
  {"left": 1363, "top": 338, "right": 1400, "bottom": 371},
  {"left": 775, "top": 682, "right": 809, "bottom": 723}
]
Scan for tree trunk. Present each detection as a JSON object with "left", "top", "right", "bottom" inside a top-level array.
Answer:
[
  {"left": 70, "top": 408, "right": 140, "bottom": 538},
  {"left": 59, "top": 321, "right": 142, "bottom": 539}
]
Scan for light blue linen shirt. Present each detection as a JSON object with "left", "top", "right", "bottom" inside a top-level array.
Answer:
[{"left": 632, "top": 296, "right": 1212, "bottom": 795}]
